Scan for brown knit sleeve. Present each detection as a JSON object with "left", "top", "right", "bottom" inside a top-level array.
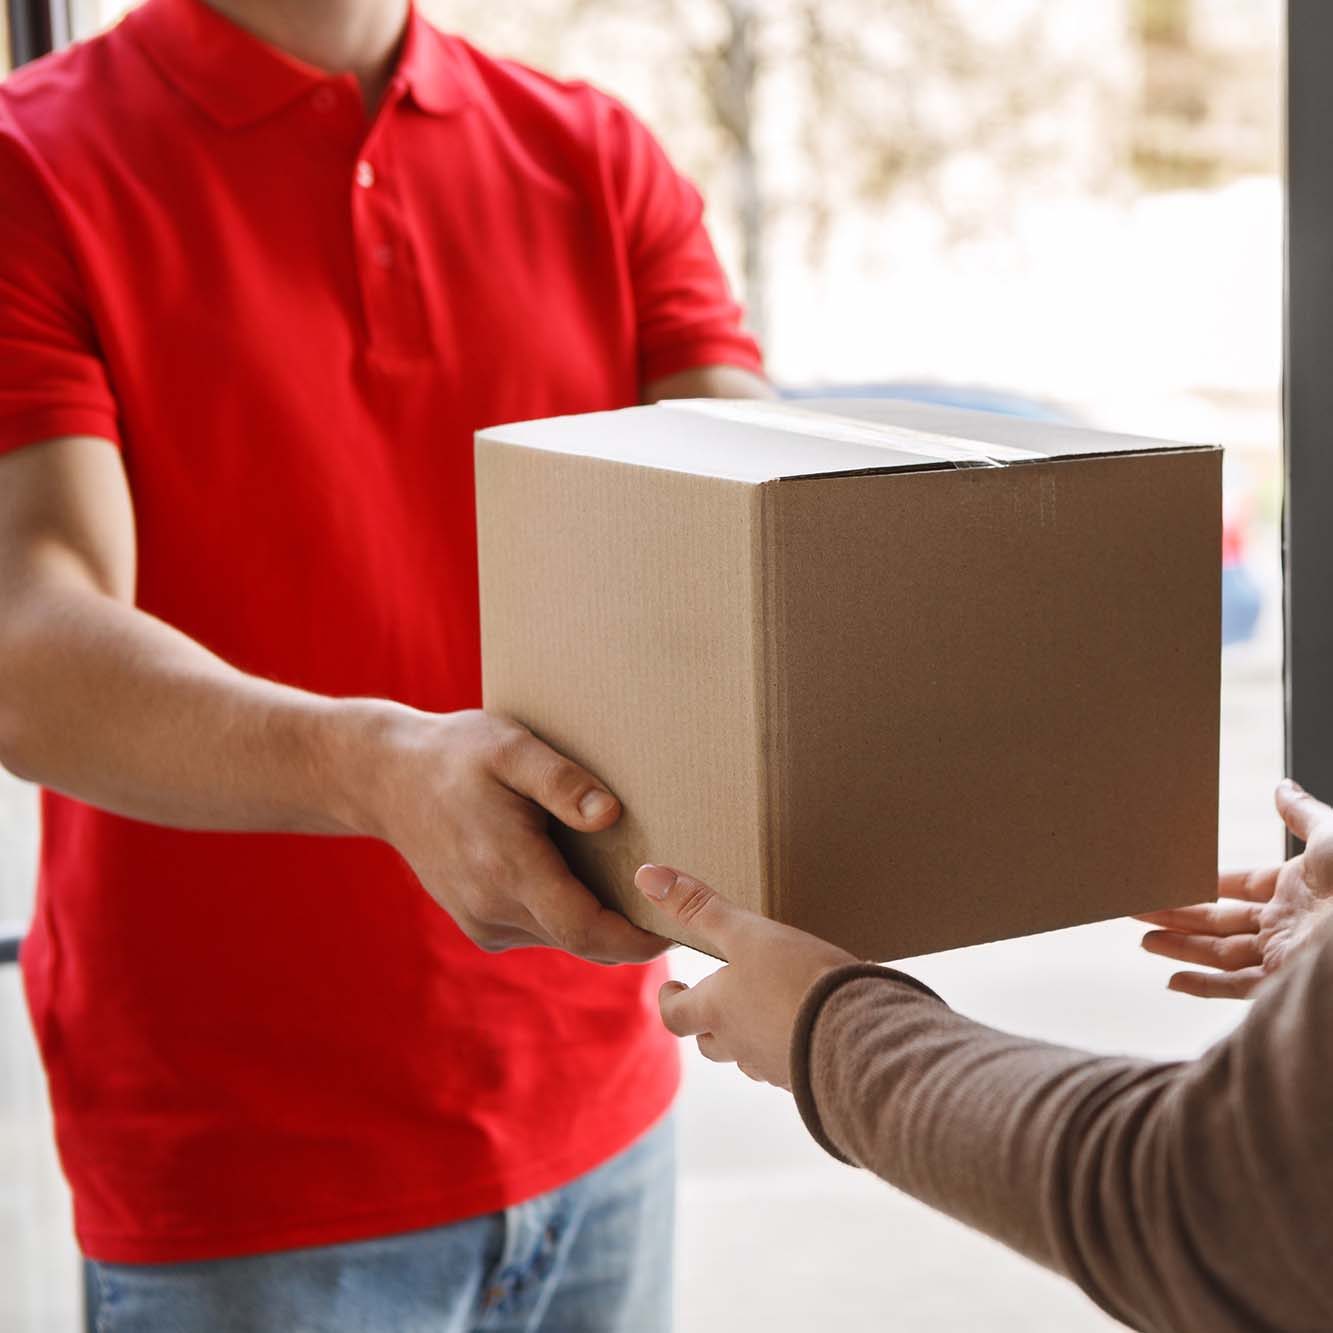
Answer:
[
  {"left": 788, "top": 924, "right": 1333, "bottom": 1333},
  {"left": 789, "top": 962, "right": 944, "bottom": 1164}
]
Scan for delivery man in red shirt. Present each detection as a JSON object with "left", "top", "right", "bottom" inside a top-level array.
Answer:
[{"left": 0, "top": 0, "right": 769, "bottom": 1326}]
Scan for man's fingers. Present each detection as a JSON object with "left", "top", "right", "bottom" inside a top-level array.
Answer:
[
  {"left": 1140, "top": 928, "right": 1263, "bottom": 971},
  {"left": 522, "top": 841, "right": 667, "bottom": 963},
  {"left": 1275, "top": 778, "right": 1332, "bottom": 846},
  {"left": 458, "top": 919, "right": 550, "bottom": 954},
  {"left": 658, "top": 976, "right": 714, "bottom": 1038},
  {"left": 634, "top": 864, "right": 744, "bottom": 961},
  {"left": 1167, "top": 966, "right": 1267, "bottom": 1000},
  {"left": 1134, "top": 899, "right": 1264, "bottom": 937},
  {"left": 492, "top": 726, "right": 621, "bottom": 831},
  {"left": 535, "top": 886, "right": 668, "bottom": 964}
]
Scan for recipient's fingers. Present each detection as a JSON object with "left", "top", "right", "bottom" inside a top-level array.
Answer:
[
  {"left": 492, "top": 725, "right": 622, "bottom": 832},
  {"left": 1140, "top": 929, "right": 1263, "bottom": 971},
  {"left": 1216, "top": 866, "right": 1280, "bottom": 903},
  {"left": 695, "top": 1032, "right": 730, "bottom": 1064},
  {"left": 1168, "top": 966, "right": 1267, "bottom": 1000},
  {"left": 658, "top": 975, "right": 718, "bottom": 1039},
  {"left": 1134, "top": 899, "right": 1264, "bottom": 937},
  {"left": 1275, "top": 778, "right": 1333, "bottom": 846},
  {"left": 635, "top": 864, "right": 748, "bottom": 962}
]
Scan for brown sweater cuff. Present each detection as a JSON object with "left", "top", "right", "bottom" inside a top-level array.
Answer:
[{"left": 789, "top": 962, "right": 946, "bottom": 1165}]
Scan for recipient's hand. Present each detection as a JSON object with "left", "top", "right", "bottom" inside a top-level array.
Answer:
[
  {"left": 633, "top": 864, "right": 856, "bottom": 1087},
  {"left": 1137, "top": 779, "right": 1333, "bottom": 998},
  {"left": 360, "top": 707, "right": 666, "bottom": 964}
]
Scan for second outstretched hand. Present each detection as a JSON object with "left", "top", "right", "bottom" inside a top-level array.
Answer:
[
  {"left": 633, "top": 864, "right": 857, "bottom": 1087},
  {"left": 1138, "top": 779, "right": 1333, "bottom": 999}
]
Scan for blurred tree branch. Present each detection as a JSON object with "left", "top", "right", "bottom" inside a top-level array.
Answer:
[{"left": 432, "top": 0, "right": 1111, "bottom": 348}]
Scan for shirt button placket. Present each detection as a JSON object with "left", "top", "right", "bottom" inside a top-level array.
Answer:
[
  {"left": 351, "top": 139, "right": 425, "bottom": 351},
  {"left": 352, "top": 154, "right": 381, "bottom": 344}
]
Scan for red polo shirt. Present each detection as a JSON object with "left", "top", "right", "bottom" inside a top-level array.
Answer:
[{"left": 0, "top": 0, "right": 761, "bottom": 1263}]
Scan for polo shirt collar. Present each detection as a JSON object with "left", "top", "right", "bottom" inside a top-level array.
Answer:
[
  {"left": 397, "top": 7, "right": 481, "bottom": 117},
  {"left": 125, "top": 0, "right": 479, "bottom": 130}
]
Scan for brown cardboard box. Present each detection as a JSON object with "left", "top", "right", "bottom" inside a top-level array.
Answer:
[{"left": 475, "top": 398, "right": 1220, "bottom": 961}]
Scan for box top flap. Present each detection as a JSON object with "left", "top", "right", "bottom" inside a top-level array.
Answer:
[
  {"left": 476, "top": 398, "right": 1214, "bottom": 484},
  {"left": 799, "top": 397, "right": 1214, "bottom": 461}
]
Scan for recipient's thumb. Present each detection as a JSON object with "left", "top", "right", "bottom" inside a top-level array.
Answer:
[
  {"left": 635, "top": 865, "right": 741, "bottom": 961},
  {"left": 1276, "top": 778, "right": 1333, "bottom": 845}
]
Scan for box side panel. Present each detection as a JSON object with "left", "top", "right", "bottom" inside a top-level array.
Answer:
[
  {"left": 770, "top": 451, "right": 1221, "bottom": 961},
  {"left": 476, "top": 440, "right": 768, "bottom": 949}
]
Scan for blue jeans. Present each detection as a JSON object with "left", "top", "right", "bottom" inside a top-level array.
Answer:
[{"left": 89, "top": 1114, "right": 675, "bottom": 1333}]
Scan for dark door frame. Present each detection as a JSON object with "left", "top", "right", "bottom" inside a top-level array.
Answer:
[
  {"left": 1285, "top": 0, "right": 1331, "bottom": 845},
  {"left": 4, "top": 0, "right": 67, "bottom": 68}
]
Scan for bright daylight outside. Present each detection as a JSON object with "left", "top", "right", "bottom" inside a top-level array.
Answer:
[{"left": 0, "top": 0, "right": 1284, "bottom": 1329}]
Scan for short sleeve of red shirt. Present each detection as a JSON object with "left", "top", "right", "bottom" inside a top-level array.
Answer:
[
  {"left": 0, "top": 123, "right": 120, "bottom": 456},
  {"left": 598, "top": 98, "right": 764, "bottom": 386}
]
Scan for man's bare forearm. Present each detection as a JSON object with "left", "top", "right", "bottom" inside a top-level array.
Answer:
[
  {"left": 0, "top": 579, "right": 393, "bottom": 835},
  {"left": 0, "top": 434, "right": 660, "bottom": 961},
  {"left": 0, "top": 574, "right": 664, "bottom": 960}
]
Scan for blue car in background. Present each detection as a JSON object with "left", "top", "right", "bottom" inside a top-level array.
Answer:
[{"left": 783, "top": 381, "right": 1263, "bottom": 647}]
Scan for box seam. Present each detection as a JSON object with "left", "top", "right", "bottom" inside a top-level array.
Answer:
[{"left": 755, "top": 482, "right": 788, "bottom": 920}]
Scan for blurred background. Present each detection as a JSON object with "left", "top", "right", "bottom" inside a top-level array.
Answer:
[{"left": 1, "top": 0, "right": 1284, "bottom": 1328}]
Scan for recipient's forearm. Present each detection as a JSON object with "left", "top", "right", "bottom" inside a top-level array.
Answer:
[
  {"left": 797, "top": 975, "right": 1120, "bottom": 1274},
  {"left": 797, "top": 949, "right": 1333, "bottom": 1333},
  {"left": 0, "top": 583, "right": 394, "bottom": 834}
]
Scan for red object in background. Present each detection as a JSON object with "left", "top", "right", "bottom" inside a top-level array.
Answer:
[
  {"left": 0, "top": 0, "right": 761, "bottom": 1264},
  {"left": 1222, "top": 490, "right": 1251, "bottom": 567},
  {"left": 1220, "top": 485, "right": 1264, "bottom": 644}
]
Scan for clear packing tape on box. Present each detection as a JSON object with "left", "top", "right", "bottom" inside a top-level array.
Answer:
[{"left": 660, "top": 398, "right": 1045, "bottom": 469}]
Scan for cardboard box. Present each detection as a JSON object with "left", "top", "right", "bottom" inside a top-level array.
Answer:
[{"left": 476, "top": 398, "right": 1220, "bottom": 961}]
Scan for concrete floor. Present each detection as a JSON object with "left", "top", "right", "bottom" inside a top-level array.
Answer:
[{"left": 0, "top": 576, "right": 1284, "bottom": 1333}]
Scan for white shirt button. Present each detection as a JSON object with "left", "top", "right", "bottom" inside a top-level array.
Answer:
[
  {"left": 355, "top": 160, "right": 376, "bottom": 189},
  {"left": 311, "top": 87, "right": 337, "bottom": 113}
]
